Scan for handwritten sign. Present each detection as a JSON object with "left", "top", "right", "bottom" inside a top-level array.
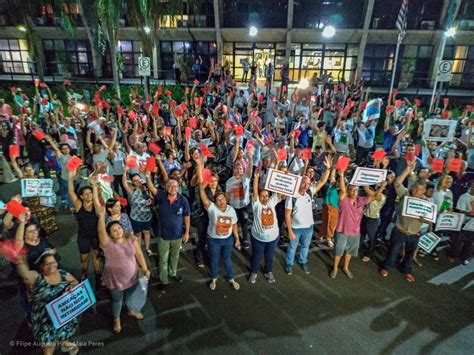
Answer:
[
  {"left": 463, "top": 218, "right": 474, "bottom": 231},
  {"left": 401, "top": 196, "right": 437, "bottom": 223},
  {"left": 349, "top": 167, "right": 387, "bottom": 186},
  {"left": 264, "top": 168, "right": 302, "bottom": 198},
  {"left": 418, "top": 232, "right": 441, "bottom": 254},
  {"left": 21, "top": 179, "right": 54, "bottom": 198},
  {"left": 46, "top": 279, "right": 96, "bottom": 329},
  {"left": 435, "top": 213, "right": 465, "bottom": 231}
]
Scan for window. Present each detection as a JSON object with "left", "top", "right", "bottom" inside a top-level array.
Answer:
[
  {"left": 223, "top": 0, "right": 287, "bottom": 28},
  {"left": 43, "top": 39, "right": 93, "bottom": 76},
  {"left": 400, "top": 45, "right": 434, "bottom": 87},
  {"left": 361, "top": 44, "right": 395, "bottom": 86},
  {"left": 294, "top": 0, "right": 364, "bottom": 29},
  {"left": 0, "top": 39, "right": 32, "bottom": 74},
  {"left": 158, "top": 0, "right": 214, "bottom": 28},
  {"left": 444, "top": 45, "right": 474, "bottom": 88},
  {"left": 103, "top": 40, "right": 143, "bottom": 78}
]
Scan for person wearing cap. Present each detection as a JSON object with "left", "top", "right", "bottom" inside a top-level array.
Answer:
[{"left": 288, "top": 130, "right": 306, "bottom": 175}]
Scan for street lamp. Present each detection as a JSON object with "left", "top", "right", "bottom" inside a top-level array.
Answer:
[
  {"left": 322, "top": 25, "right": 336, "bottom": 38},
  {"left": 249, "top": 26, "right": 258, "bottom": 37},
  {"left": 444, "top": 27, "right": 456, "bottom": 37},
  {"left": 144, "top": 26, "right": 151, "bottom": 34},
  {"left": 17, "top": 25, "right": 26, "bottom": 32}
]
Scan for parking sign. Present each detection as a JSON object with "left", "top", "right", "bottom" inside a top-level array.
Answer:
[
  {"left": 437, "top": 60, "right": 453, "bottom": 82},
  {"left": 138, "top": 57, "right": 151, "bottom": 76}
]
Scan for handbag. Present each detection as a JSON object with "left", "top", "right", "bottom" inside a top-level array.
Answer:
[{"left": 127, "top": 268, "right": 148, "bottom": 311}]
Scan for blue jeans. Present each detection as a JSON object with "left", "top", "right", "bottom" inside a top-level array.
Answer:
[
  {"left": 109, "top": 285, "right": 139, "bottom": 318},
  {"left": 208, "top": 236, "right": 234, "bottom": 280},
  {"left": 250, "top": 236, "right": 279, "bottom": 273},
  {"left": 383, "top": 228, "right": 419, "bottom": 274},
  {"left": 285, "top": 226, "right": 314, "bottom": 266},
  {"left": 59, "top": 178, "right": 73, "bottom": 208}
]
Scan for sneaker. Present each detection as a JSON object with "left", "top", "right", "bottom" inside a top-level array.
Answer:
[
  {"left": 196, "top": 262, "right": 205, "bottom": 268},
  {"left": 229, "top": 279, "right": 240, "bottom": 290},
  {"left": 249, "top": 273, "right": 257, "bottom": 284},
  {"left": 285, "top": 265, "right": 293, "bottom": 275},
  {"left": 362, "top": 256, "right": 370, "bottom": 262},
  {"left": 209, "top": 278, "right": 217, "bottom": 290},
  {"left": 327, "top": 239, "right": 334, "bottom": 248},
  {"left": 264, "top": 272, "right": 276, "bottom": 283},
  {"left": 379, "top": 268, "right": 389, "bottom": 277},
  {"left": 462, "top": 259, "right": 470, "bottom": 265},
  {"left": 405, "top": 273, "right": 415, "bottom": 282},
  {"left": 172, "top": 275, "right": 183, "bottom": 282},
  {"left": 242, "top": 241, "right": 250, "bottom": 249},
  {"left": 301, "top": 264, "right": 310, "bottom": 274}
]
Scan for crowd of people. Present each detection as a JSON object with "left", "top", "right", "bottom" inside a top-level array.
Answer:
[{"left": 0, "top": 64, "right": 473, "bottom": 354}]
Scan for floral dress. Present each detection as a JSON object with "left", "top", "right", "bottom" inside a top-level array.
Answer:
[{"left": 31, "top": 270, "right": 78, "bottom": 344}]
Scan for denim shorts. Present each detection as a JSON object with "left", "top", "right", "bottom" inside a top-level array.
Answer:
[
  {"left": 130, "top": 218, "right": 152, "bottom": 233},
  {"left": 334, "top": 232, "right": 360, "bottom": 257}
]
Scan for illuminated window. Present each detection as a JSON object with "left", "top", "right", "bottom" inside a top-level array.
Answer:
[
  {"left": 0, "top": 39, "right": 32, "bottom": 74},
  {"left": 43, "top": 39, "right": 92, "bottom": 76}
]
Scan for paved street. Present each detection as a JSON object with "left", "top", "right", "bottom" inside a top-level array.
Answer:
[{"left": 1, "top": 180, "right": 473, "bottom": 354}]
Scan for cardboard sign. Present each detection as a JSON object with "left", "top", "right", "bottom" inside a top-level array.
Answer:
[
  {"left": 21, "top": 179, "right": 54, "bottom": 198},
  {"left": 264, "top": 168, "right": 302, "bottom": 198},
  {"left": 435, "top": 213, "right": 465, "bottom": 231},
  {"left": 463, "top": 218, "right": 474, "bottom": 231},
  {"left": 46, "top": 279, "right": 96, "bottom": 329},
  {"left": 423, "top": 119, "right": 457, "bottom": 142},
  {"left": 349, "top": 167, "right": 387, "bottom": 186},
  {"left": 401, "top": 196, "right": 437, "bottom": 223},
  {"left": 418, "top": 232, "right": 441, "bottom": 254},
  {"left": 362, "top": 98, "right": 383, "bottom": 123}
]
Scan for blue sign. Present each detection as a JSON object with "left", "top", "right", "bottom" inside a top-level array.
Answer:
[{"left": 46, "top": 279, "right": 96, "bottom": 329}]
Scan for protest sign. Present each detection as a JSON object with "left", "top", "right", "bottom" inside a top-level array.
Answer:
[
  {"left": 21, "top": 179, "right": 54, "bottom": 198},
  {"left": 46, "top": 279, "right": 96, "bottom": 329},
  {"left": 462, "top": 218, "right": 474, "bottom": 231},
  {"left": 349, "top": 167, "right": 387, "bottom": 186},
  {"left": 362, "top": 98, "right": 383, "bottom": 123},
  {"left": 418, "top": 232, "right": 441, "bottom": 254},
  {"left": 423, "top": 119, "right": 457, "bottom": 142},
  {"left": 264, "top": 168, "right": 302, "bottom": 198},
  {"left": 401, "top": 196, "right": 437, "bottom": 223},
  {"left": 435, "top": 213, "right": 465, "bottom": 231}
]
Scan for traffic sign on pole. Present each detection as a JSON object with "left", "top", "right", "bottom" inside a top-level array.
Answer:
[
  {"left": 437, "top": 60, "right": 453, "bottom": 82},
  {"left": 138, "top": 57, "right": 151, "bottom": 77}
]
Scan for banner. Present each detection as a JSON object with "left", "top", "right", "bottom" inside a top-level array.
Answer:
[
  {"left": 264, "top": 168, "right": 302, "bottom": 198},
  {"left": 401, "top": 196, "right": 437, "bottom": 223},
  {"left": 46, "top": 279, "right": 96, "bottom": 329},
  {"left": 422, "top": 119, "right": 457, "bottom": 142},
  {"left": 21, "top": 179, "right": 54, "bottom": 198},
  {"left": 463, "top": 218, "right": 474, "bottom": 231},
  {"left": 349, "top": 167, "right": 387, "bottom": 186},
  {"left": 418, "top": 232, "right": 441, "bottom": 254},
  {"left": 435, "top": 213, "right": 465, "bottom": 231},
  {"left": 362, "top": 98, "right": 383, "bottom": 123}
]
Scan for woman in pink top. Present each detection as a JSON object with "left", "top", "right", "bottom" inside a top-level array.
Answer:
[
  {"left": 13, "top": 116, "right": 26, "bottom": 162},
  {"left": 92, "top": 179, "right": 150, "bottom": 334},
  {"left": 330, "top": 170, "right": 383, "bottom": 279}
]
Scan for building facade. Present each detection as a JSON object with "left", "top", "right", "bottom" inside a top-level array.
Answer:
[{"left": 0, "top": 0, "right": 473, "bottom": 94}]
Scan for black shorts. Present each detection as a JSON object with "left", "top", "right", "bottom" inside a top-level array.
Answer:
[{"left": 77, "top": 236, "right": 99, "bottom": 254}]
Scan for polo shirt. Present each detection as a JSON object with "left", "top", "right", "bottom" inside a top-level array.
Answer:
[
  {"left": 335, "top": 196, "right": 369, "bottom": 236},
  {"left": 154, "top": 190, "right": 190, "bottom": 240}
]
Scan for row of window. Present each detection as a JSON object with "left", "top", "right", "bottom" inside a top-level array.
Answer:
[{"left": 0, "top": 39, "right": 473, "bottom": 88}]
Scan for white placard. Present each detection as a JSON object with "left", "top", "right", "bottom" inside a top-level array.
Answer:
[
  {"left": 435, "top": 212, "right": 465, "bottom": 231},
  {"left": 21, "top": 179, "right": 54, "bottom": 197},
  {"left": 362, "top": 98, "right": 383, "bottom": 123},
  {"left": 138, "top": 57, "right": 151, "bottom": 76},
  {"left": 463, "top": 218, "right": 474, "bottom": 231},
  {"left": 418, "top": 232, "right": 441, "bottom": 254},
  {"left": 401, "top": 196, "right": 438, "bottom": 224},
  {"left": 437, "top": 60, "right": 453, "bottom": 82},
  {"left": 423, "top": 119, "right": 457, "bottom": 142},
  {"left": 264, "top": 168, "right": 302, "bottom": 198},
  {"left": 349, "top": 167, "right": 387, "bottom": 186}
]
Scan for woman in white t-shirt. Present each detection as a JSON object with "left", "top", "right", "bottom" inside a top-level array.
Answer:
[
  {"left": 249, "top": 172, "right": 285, "bottom": 284},
  {"left": 198, "top": 161, "right": 240, "bottom": 291}
]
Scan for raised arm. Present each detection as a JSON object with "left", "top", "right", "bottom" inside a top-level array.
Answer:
[
  {"left": 14, "top": 255, "right": 39, "bottom": 287},
  {"left": 338, "top": 170, "right": 346, "bottom": 200},
  {"left": 314, "top": 156, "right": 332, "bottom": 193},
  {"left": 395, "top": 161, "right": 415, "bottom": 186},
  {"left": 252, "top": 171, "right": 260, "bottom": 201},
  {"left": 121, "top": 170, "right": 133, "bottom": 195},
  {"left": 14, "top": 213, "right": 27, "bottom": 251},
  {"left": 68, "top": 169, "right": 81, "bottom": 211},
  {"left": 97, "top": 208, "right": 111, "bottom": 248},
  {"left": 145, "top": 172, "right": 158, "bottom": 196}
]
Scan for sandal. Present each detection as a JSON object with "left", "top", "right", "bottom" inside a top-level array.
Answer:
[
  {"left": 229, "top": 279, "right": 240, "bottom": 290},
  {"left": 330, "top": 270, "right": 337, "bottom": 279},
  {"left": 128, "top": 311, "right": 144, "bottom": 320},
  {"left": 342, "top": 269, "right": 354, "bottom": 279},
  {"left": 113, "top": 318, "right": 121, "bottom": 334},
  {"left": 61, "top": 342, "right": 79, "bottom": 354}
]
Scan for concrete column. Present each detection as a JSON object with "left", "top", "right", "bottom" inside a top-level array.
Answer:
[
  {"left": 285, "top": 0, "right": 294, "bottom": 61},
  {"left": 429, "top": 0, "right": 461, "bottom": 85},
  {"left": 213, "top": 0, "right": 223, "bottom": 62},
  {"left": 355, "top": 0, "right": 375, "bottom": 80},
  {"left": 152, "top": 42, "right": 159, "bottom": 79}
]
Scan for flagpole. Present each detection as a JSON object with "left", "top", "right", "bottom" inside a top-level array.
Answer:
[
  {"left": 429, "top": 35, "right": 447, "bottom": 112},
  {"left": 389, "top": 35, "right": 402, "bottom": 100}
]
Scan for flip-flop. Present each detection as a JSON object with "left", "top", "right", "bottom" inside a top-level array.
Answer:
[{"left": 128, "top": 311, "right": 144, "bottom": 320}]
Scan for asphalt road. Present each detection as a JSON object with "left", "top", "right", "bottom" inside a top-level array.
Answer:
[{"left": 1, "top": 179, "right": 473, "bottom": 354}]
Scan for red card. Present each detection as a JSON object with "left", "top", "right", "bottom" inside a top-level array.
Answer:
[
  {"left": 117, "top": 106, "right": 124, "bottom": 115},
  {"left": 392, "top": 88, "right": 398, "bottom": 96},
  {"left": 118, "top": 197, "right": 128, "bottom": 206},
  {"left": 148, "top": 142, "right": 161, "bottom": 155},
  {"left": 185, "top": 127, "right": 192, "bottom": 138},
  {"left": 125, "top": 156, "right": 137, "bottom": 169},
  {"left": 42, "top": 98, "right": 49, "bottom": 106},
  {"left": 9, "top": 144, "right": 19, "bottom": 158},
  {"left": 65, "top": 156, "right": 82, "bottom": 171},
  {"left": 193, "top": 79, "right": 199, "bottom": 86},
  {"left": 152, "top": 105, "right": 159, "bottom": 117},
  {"left": 32, "top": 130, "right": 46, "bottom": 141},
  {"left": 202, "top": 168, "right": 213, "bottom": 184},
  {"left": 40, "top": 82, "right": 47, "bottom": 88},
  {"left": 414, "top": 144, "right": 421, "bottom": 157},
  {"left": 388, "top": 95, "right": 392, "bottom": 103},
  {"left": 144, "top": 101, "right": 151, "bottom": 110},
  {"left": 386, "top": 105, "right": 393, "bottom": 113},
  {"left": 467, "top": 105, "right": 472, "bottom": 112},
  {"left": 199, "top": 144, "right": 215, "bottom": 158},
  {"left": 294, "top": 129, "right": 301, "bottom": 138},
  {"left": 443, "top": 98, "right": 449, "bottom": 106},
  {"left": 372, "top": 149, "right": 387, "bottom": 160},
  {"left": 34, "top": 79, "right": 40, "bottom": 86},
  {"left": 235, "top": 125, "right": 244, "bottom": 136},
  {"left": 277, "top": 148, "right": 287, "bottom": 161},
  {"left": 6, "top": 200, "right": 27, "bottom": 218},
  {"left": 128, "top": 111, "right": 138, "bottom": 121},
  {"left": 405, "top": 153, "right": 415, "bottom": 162},
  {"left": 165, "top": 89, "right": 172, "bottom": 96},
  {"left": 263, "top": 135, "right": 274, "bottom": 145},
  {"left": 335, "top": 155, "right": 350, "bottom": 172},
  {"left": 431, "top": 158, "right": 444, "bottom": 173},
  {"left": 100, "top": 100, "right": 110, "bottom": 110},
  {"left": 415, "top": 99, "right": 421, "bottom": 107},
  {"left": 0, "top": 239, "right": 27, "bottom": 262},
  {"left": 448, "top": 158, "right": 462, "bottom": 173},
  {"left": 180, "top": 102, "right": 187, "bottom": 110},
  {"left": 360, "top": 101, "right": 367, "bottom": 110},
  {"left": 146, "top": 157, "right": 156, "bottom": 172},
  {"left": 442, "top": 111, "right": 450, "bottom": 119},
  {"left": 395, "top": 99, "right": 402, "bottom": 107},
  {"left": 302, "top": 148, "right": 312, "bottom": 160},
  {"left": 101, "top": 174, "right": 114, "bottom": 183},
  {"left": 170, "top": 101, "right": 176, "bottom": 108},
  {"left": 189, "top": 117, "right": 197, "bottom": 128},
  {"left": 174, "top": 108, "right": 183, "bottom": 117},
  {"left": 343, "top": 105, "right": 351, "bottom": 114},
  {"left": 99, "top": 85, "right": 106, "bottom": 91},
  {"left": 163, "top": 126, "right": 172, "bottom": 137},
  {"left": 64, "top": 79, "right": 71, "bottom": 86}
]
